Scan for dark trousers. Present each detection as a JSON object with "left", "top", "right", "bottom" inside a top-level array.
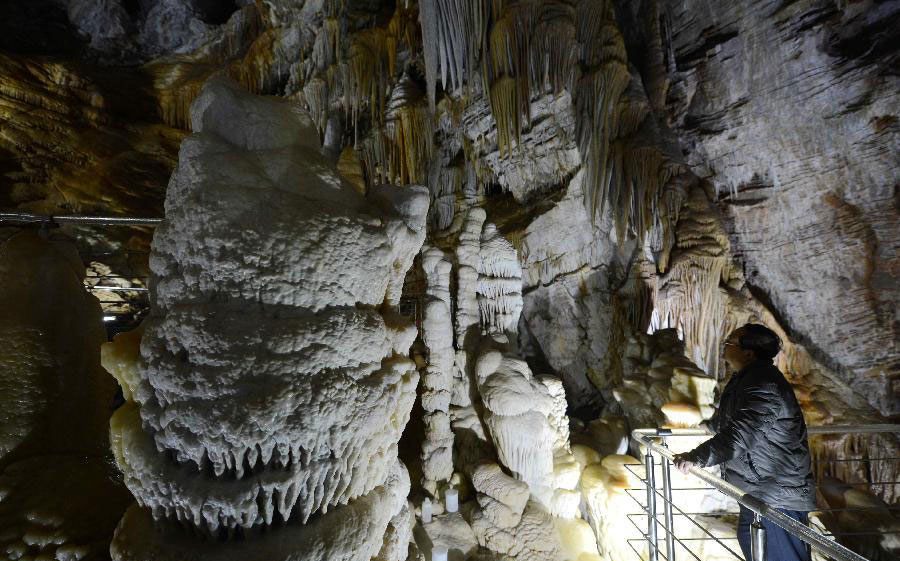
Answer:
[{"left": 737, "top": 505, "right": 810, "bottom": 561}]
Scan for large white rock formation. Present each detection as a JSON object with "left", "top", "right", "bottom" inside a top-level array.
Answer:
[
  {"left": 419, "top": 246, "right": 455, "bottom": 491},
  {"left": 109, "top": 75, "right": 428, "bottom": 559}
]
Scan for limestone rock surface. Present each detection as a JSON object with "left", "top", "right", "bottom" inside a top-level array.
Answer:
[{"left": 658, "top": 0, "right": 900, "bottom": 415}]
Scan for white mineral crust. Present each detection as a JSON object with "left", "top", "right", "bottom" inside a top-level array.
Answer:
[
  {"left": 110, "top": 75, "right": 428, "bottom": 558},
  {"left": 420, "top": 247, "right": 455, "bottom": 486}
]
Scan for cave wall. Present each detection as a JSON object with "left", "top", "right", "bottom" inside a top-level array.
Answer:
[{"left": 649, "top": 0, "right": 899, "bottom": 417}]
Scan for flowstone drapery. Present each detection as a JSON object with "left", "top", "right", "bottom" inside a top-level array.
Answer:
[{"left": 107, "top": 76, "right": 428, "bottom": 560}]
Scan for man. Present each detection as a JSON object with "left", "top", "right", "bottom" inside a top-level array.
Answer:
[{"left": 673, "top": 324, "right": 815, "bottom": 561}]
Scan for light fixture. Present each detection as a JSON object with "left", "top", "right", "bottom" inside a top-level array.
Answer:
[{"left": 103, "top": 315, "right": 116, "bottom": 322}]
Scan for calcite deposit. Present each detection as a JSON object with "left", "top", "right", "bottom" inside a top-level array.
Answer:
[
  {"left": 644, "top": 0, "right": 900, "bottom": 416},
  {"left": 108, "top": 76, "right": 428, "bottom": 558},
  {"left": 420, "top": 246, "right": 455, "bottom": 491}
]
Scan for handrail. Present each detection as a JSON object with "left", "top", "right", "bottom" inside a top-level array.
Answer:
[
  {"left": 635, "top": 424, "right": 900, "bottom": 438},
  {"left": 0, "top": 212, "right": 162, "bottom": 226},
  {"left": 631, "top": 426, "right": 900, "bottom": 561},
  {"left": 806, "top": 424, "right": 900, "bottom": 435}
]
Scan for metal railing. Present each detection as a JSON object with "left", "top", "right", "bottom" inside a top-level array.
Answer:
[
  {"left": 628, "top": 425, "right": 900, "bottom": 561},
  {"left": 1, "top": 214, "right": 159, "bottom": 319},
  {"left": 0, "top": 212, "right": 162, "bottom": 227}
]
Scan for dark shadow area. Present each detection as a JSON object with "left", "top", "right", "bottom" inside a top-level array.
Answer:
[
  {"left": 193, "top": 0, "right": 240, "bottom": 25},
  {"left": 0, "top": 1, "right": 87, "bottom": 57}
]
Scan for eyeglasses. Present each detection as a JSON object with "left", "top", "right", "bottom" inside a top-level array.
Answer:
[{"left": 722, "top": 340, "right": 741, "bottom": 351}]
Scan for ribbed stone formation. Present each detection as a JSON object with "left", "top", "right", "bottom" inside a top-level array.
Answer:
[{"left": 108, "top": 76, "right": 428, "bottom": 559}]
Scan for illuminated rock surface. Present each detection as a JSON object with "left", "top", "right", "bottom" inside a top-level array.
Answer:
[{"left": 109, "top": 76, "right": 428, "bottom": 558}]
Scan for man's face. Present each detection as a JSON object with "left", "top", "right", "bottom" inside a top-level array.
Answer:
[{"left": 723, "top": 328, "right": 755, "bottom": 371}]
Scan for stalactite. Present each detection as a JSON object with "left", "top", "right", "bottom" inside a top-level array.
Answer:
[
  {"left": 429, "top": 164, "right": 464, "bottom": 230},
  {"left": 386, "top": 4, "right": 418, "bottom": 77},
  {"left": 153, "top": 63, "right": 209, "bottom": 130},
  {"left": 387, "top": 79, "right": 432, "bottom": 184},
  {"left": 342, "top": 28, "right": 392, "bottom": 131},
  {"left": 311, "top": 15, "right": 342, "bottom": 74},
  {"left": 418, "top": 0, "right": 490, "bottom": 110},
  {"left": 358, "top": 75, "right": 432, "bottom": 186},
  {"left": 215, "top": 3, "right": 266, "bottom": 64},
  {"left": 574, "top": 0, "right": 631, "bottom": 225},
  {"left": 485, "top": 23, "right": 525, "bottom": 156},
  {"left": 654, "top": 185, "right": 732, "bottom": 379},
  {"left": 303, "top": 76, "right": 329, "bottom": 136},
  {"left": 487, "top": 74, "right": 524, "bottom": 157},
  {"left": 654, "top": 172, "right": 690, "bottom": 273},
  {"left": 418, "top": 0, "right": 439, "bottom": 111},
  {"left": 226, "top": 28, "right": 279, "bottom": 95},
  {"left": 640, "top": 0, "right": 670, "bottom": 114},
  {"left": 462, "top": 136, "right": 496, "bottom": 192},
  {"left": 337, "top": 145, "right": 366, "bottom": 194},
  {"left": 528, "top": 1, "right": 577, "bottom": 96}
]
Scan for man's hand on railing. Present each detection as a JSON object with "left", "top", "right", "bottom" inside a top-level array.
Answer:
[{"left": 673, "top": 453, "right": 695, "bottom": 474}]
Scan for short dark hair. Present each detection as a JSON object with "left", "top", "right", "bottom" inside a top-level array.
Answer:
[{"left": 738, "top": 324, "right": 782, "bottom": 361}]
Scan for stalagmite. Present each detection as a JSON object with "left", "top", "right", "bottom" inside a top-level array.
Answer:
[
  {"left": 476, "top": 346, "right": 556, "bottom": 498},
  {"left": 580, "top": 455, "right": 646, "bottom": 561},
  {"left": 587, "top": 416, "right": 629, "bottom": 456},
  {"left": 611, "top": 328, "right": 716, "bottom": 431},
  {"left": 456, "top": 208, "right": 487, "bottom": 344},
  {"left": 109, "top": 76, "right": 428, "bottom": 560},
  {"left": 817, "top": 477, "right": 900, "bottom": 561},
  {"left": 451, "top": 208, "right": 487, "bottom": 408},
  {"left": 420, "top": 246, "right": 455, "bottom": 492},
  {"left": 102, "top": 324, "right": 145, "bottom": 403}
]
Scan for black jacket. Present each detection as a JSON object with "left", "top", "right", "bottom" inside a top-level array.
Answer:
[{"left": 687, "top": 359, "right": 816, "bottom": 511}]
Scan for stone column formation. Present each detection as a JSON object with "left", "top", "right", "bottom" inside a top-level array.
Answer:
[
  {"left": 419, "top": 246, "right": 455, "bottom": 493},
  {"left": 450, "top": 207, "right": 486, "bottom": 408},
  {"left": 107, "top": 76, "right": 429, "bottom": 560}
]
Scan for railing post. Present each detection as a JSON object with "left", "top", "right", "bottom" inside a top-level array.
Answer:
[
  {"left": 645, "top": 451, "right": 658, "bottom": 561},
  {"left": 661, "top": 444, "right": 676, "bottom": 561},
  {"left": 751, "top": 512, "right": 766, "bottom": 561}
]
